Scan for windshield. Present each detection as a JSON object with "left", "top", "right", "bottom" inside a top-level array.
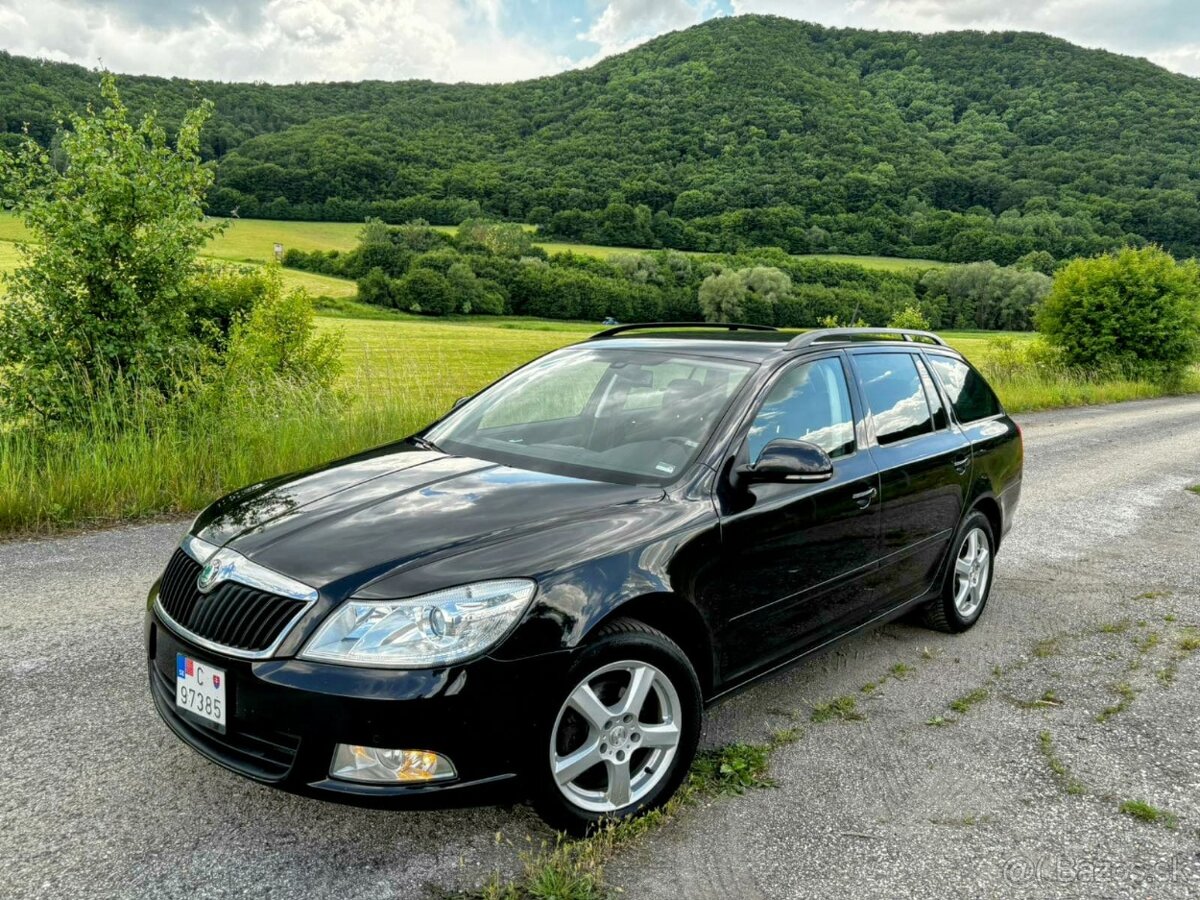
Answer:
[{"left": 426, "top": 347, "right": 754, "bottom": 484}]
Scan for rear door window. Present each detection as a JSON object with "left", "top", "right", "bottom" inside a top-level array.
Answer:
[
  {"left": 926, "top": 355, "right": 1002, "bottom": 423},
  {"left": 854, "top": 353, "right": 935, "bottom": 446}
]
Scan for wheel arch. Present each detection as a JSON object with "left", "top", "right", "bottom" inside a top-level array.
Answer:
[
  {"left": 970, "top": 494, "right": 1003, "bottom": 551},
  {"left": 582, "top": 592, "right": 716, "bottom": 698}
]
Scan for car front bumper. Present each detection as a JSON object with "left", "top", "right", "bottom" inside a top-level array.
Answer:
[{"left": 146, "top": 609, "right": 571, "bottom": 807}]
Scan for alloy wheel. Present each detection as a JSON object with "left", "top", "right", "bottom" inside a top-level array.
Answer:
[
  {"left": 952, "top": 526, "right": 991, "bottom": 619},
  {"left": 549, "top": 660, "right": 682, "bottom": 813}
]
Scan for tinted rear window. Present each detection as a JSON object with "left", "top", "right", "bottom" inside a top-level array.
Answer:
[
  {"left": 927, "top": 356, "right": 1002, "bottom": 423},
  {"left": 854, "top": 353, "right": 934, "bottom": 445}
]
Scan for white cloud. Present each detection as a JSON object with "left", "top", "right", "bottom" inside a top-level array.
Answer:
[
  {"left": 0, "top": 0, "right": 564, "bottom": 83},
  {"left": 1147, "top": 43, "right": 1200, "bottom": 76},
  {"left": 580, "top": 0, "right": 703, "bottom": 56}
]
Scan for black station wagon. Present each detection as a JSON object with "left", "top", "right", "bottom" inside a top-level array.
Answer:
[{"left": 147, "top": 324, "right": 1023, "bottom": 832}]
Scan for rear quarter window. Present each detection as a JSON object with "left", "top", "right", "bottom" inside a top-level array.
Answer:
[{"left": 926, "top": 356, "right": 1002, "bottom": 423}]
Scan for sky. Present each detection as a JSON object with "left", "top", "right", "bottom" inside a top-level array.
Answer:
[{"left": 0, "top": 0, "right": 1197, "bottom": 84}]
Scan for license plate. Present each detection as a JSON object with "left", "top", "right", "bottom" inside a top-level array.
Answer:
[{"left": 176, "top": 653, "right": 226, "bottom": 731}]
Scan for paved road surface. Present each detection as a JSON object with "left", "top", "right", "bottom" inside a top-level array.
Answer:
[{"left": 3, "top": 396, "right": 1200, "bottom": 898}]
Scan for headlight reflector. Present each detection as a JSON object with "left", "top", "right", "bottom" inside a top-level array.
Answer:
[{"left": 299, "top": 579, "right": 536, "bottom": 667}]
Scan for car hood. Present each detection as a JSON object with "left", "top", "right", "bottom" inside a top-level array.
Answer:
[{"left": 192, "top": 444, "right": 664, "bottom": 595}]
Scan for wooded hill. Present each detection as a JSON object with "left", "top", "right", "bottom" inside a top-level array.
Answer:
[{"left": 3, "top": 15, "right": 1200, "bottom": 262}]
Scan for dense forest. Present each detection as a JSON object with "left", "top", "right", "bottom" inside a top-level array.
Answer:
[{"left": 3, "top": 15, "right": 1200, "bottom": 263}]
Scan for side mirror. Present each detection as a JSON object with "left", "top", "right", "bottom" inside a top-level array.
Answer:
[{"left": 736, "top": 439, "right": 834, "bottom": 486}]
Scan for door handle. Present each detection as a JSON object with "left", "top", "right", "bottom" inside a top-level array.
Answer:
[
  {"left": 852, "top": 486, "right": 877, "bottom": 509},
  {"left": 952, "top": 453, "right": 971, "bottom": 474}
]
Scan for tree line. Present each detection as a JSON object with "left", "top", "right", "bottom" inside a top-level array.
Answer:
[{"left": 285, "top": 220, "right": 1051, "bottom": 331}]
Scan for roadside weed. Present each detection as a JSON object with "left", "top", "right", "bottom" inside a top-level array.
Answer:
[
  {"left": 1096, "top": 683, "right": 1136, "bottom": 723},
  {"left": 1038, "top": 731, "right": 1087, "bottom": 796},
  {"left": 949, "top": 687, "right": 989, "bottom": 715},
  {"left": 810, "top": 695, "right": 864, "bottom": 723},
  {"left": 1118, "top": 800, "right": 1178, "bottom": 828}
]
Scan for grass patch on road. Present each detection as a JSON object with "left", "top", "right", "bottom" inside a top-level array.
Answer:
[
  {"left": 1095, "top": 682, "right": 1137, "bottom": 723},
  {"left": 810, "top": 695, "right": 864, "bottom": 723},
  {"left": 1037, "top": 730, "right": 1088, "bottom": 796},
  {"left": 949, "top": 687, "right": 990, "bottom": 715},
  {"left": 1118, "top": 799, "right": 1178, "bottom": 828}
]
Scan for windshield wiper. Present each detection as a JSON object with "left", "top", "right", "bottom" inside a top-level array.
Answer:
[{"left": 409, "top": 436, "right": 443, "bottom": 453}]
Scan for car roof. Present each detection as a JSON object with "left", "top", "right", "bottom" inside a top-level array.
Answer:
[
  {"left": 584, "top": 327, "right": 963, "bottom": 364},
  {"left": 585, "top": 332, "right": 793, "bottom": 362}
]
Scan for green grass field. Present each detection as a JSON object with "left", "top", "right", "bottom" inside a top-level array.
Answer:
[{"left": 0, "top": 212, "right": 358, "bottom": 298}]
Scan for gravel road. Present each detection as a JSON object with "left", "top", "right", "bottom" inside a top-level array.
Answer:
[{"left": 3, "top": 396, "right": 1200, "bottom": 899}]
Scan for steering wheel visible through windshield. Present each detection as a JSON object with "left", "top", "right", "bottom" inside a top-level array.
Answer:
[{"left": 425, "top": 347, "right": 754, "bottom": 485}]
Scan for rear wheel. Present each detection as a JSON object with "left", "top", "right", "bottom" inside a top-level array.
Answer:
[
  {"left": 921, "top": 511, "right": 994, "bottom": 633},
  {"left": 532, "top": 618, "right": 701, "bottom": 834}
]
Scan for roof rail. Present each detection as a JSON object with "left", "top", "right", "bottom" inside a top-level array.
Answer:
[
  {"left": 589, "top": 322, "right": 779, "bottom": 340},
  {"left": 785, "top": 327, "right": 947, "bottom": 351}
]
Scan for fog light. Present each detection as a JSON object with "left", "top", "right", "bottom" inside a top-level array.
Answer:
[{"left": 330, "top": 744, "right": 456, "bottom": 783}]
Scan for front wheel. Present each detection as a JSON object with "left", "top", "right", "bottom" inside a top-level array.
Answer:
[
  {"left": 921, "top": 511, "right": 995, "bottom": 633},
  {"left": 532, "top": 618, "right": 702, "bottom": 834}
]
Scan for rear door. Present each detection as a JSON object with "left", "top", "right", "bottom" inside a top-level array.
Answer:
[{"left": 848, "top": 349, "right": 971, "bottom": 608}]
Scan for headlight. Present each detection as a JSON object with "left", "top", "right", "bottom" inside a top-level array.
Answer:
[{"left": 298, "top": 579, "right": 536, "bottom": 668}]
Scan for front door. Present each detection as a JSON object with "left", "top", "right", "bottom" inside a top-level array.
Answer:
[{"left": 705, "top": 354, "right": 882, "bottom": 682}]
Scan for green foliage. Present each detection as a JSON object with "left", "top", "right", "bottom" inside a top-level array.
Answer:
[
  {"left": 1014, "top": 250, "right": 1057, "bottom": 275},
  {"left": 223, "top": 266, "right": 343, "bottom": 390},
  {"left": 0, "top": 74, "right": 218, "bottom": 423},
  {"left": 698, "top": 266, "right": 791, "bottom": 325},
  {"left": 5, "top": 18, "right": 1200, "bottom": 260},
  {"left": 888, "top": 304, "right": 931, "bottom": 330},
  {"left": 290, "top": 220, "right": 1051, "bottom": 329},
  {"left": 183, "top": 264, "right": 274, "bottom": 344},
  {"left": 1037, "top": 247, "right": 1200, "bottom": 382},
  {"left": 698, "top": 270, "right": 748, "bottom": 322},
  {"left": 395, "top": 266, "right": 455, "bottom": 316},
  {"left": 919, "top": 262, "right": 1051, "bottom": 331},
  {"left": 355, "top": 266, "right": 394, "bottom": 307},
  {"left": 458, "top": 219, "right": 534, "bottom": 257}
]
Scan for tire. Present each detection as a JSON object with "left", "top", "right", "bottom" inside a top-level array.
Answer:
[
  {"left": 921, "top": 510, "right": 995, "bottom": 634},
  {"left": 531, "top": 617, "right": 702, "bottom": 835}
]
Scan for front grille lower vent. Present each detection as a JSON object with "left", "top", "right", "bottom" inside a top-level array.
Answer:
[{"left": 157, "top": 549, "right": 306, "bottom": 653}]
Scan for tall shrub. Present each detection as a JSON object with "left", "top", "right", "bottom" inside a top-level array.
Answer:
[
  {"left": 1037, "top": 247, "right": 1200, "bottom": 382},
  {"left": 0, "top": 75, "right": 219, "bottom": 423}
]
